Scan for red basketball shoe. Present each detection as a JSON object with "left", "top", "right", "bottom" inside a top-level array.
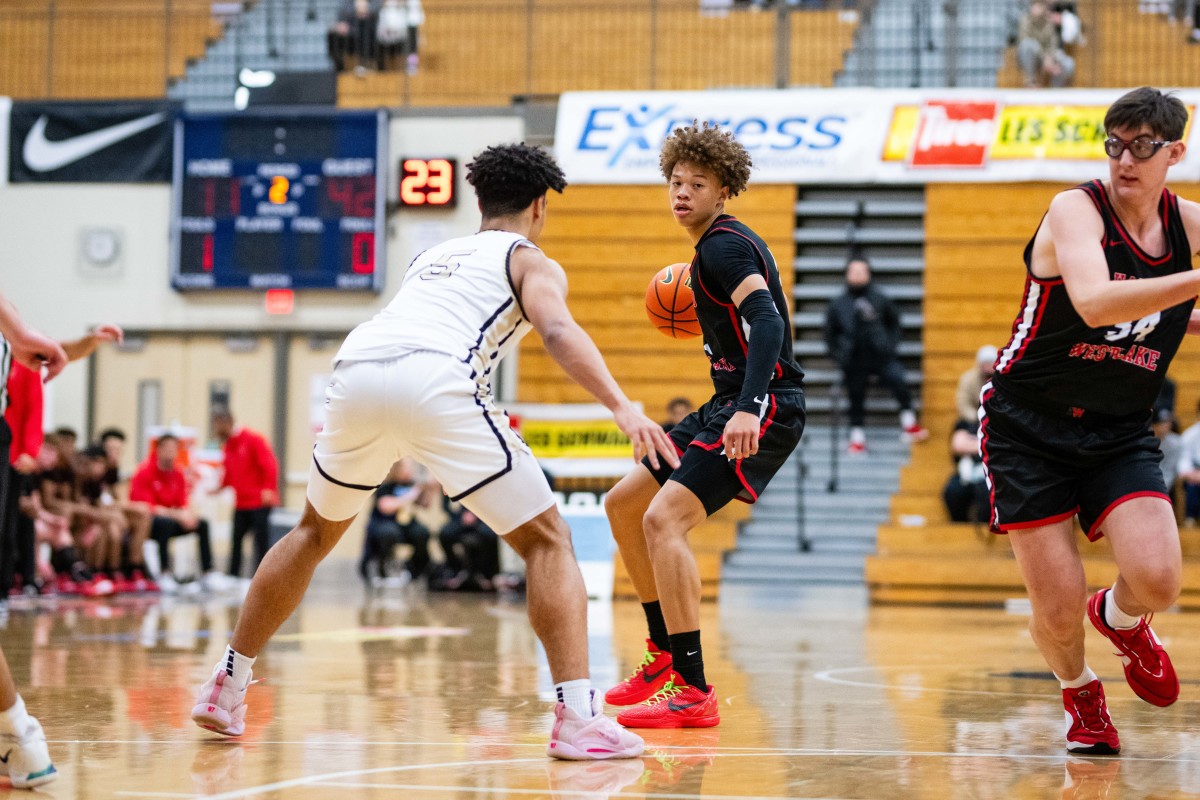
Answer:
[
  {"left": 604, "top": 640, "right": 673, "bottom": 706},
  {"left": 1087, "top": 588, "right": 1179, "bottom": 707},
  {"left": 617, "top": 674, "right": 719, "bottom": 729},
  {"left": 1063, "top": 680, "right": 1120, "bottom": 755}
]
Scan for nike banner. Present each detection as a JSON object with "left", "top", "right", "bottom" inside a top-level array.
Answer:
[{"left": 8, "top": 101, "right": 178, "bottom": 183}]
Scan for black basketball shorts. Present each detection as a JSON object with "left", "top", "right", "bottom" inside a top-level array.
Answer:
[
  {"left": 979, "top": 386, "right": 1169, "bottom": 541},
  {"left": 642, "top": 390, "right": 805, "bottom": 516}
]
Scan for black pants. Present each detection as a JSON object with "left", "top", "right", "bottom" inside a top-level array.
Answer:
[
  {"left": 843, "top": 358, "right": 912, "bottom": 428},
  {"left": 361, "top": 519, "right": 430, "bottom": 579},
  {"left": 439, "top": 522, "right": 499, "bottom": 579},
  {"left": 943, "top": 475, "right": 990, "bottom": 523},
  {"left": 151, "top": 516, "right": 213, "bottom": 577},
  {"left": 229, "top": 507, "right": 272, "bottom": 578}
]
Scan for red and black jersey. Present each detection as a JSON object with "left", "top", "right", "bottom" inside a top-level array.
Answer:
[
  {"left": 691, "top": 215, "right": 804, "bottom": 397},
  {"left": 993, "top": 180, "right": 1194, "bottom": 417}
]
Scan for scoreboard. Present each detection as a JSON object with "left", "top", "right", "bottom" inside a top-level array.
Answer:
[{"left": 170, "top": 110, "right": 387, "bottom": 291}]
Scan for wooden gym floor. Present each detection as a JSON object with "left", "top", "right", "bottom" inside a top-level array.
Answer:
[{"left": 4, "top": 565, "right": 1200, "bottom": 799}]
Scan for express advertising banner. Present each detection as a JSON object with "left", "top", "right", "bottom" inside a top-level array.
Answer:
[{"left": 556, "top": 89, "right": 1200, "bottom": 185}]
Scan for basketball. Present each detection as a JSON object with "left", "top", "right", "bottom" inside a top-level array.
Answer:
[{"left": 645, "top": 263, "right": 701, "bottom": 339}]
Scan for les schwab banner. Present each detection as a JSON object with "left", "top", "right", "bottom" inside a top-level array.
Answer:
[{"left": 555, "top": 88, "right": 1200, "bottom": 185}]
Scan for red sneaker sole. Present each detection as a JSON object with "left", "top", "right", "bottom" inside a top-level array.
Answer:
[{"left": 616, "top": 713, "right": 720, "bottom": 729}]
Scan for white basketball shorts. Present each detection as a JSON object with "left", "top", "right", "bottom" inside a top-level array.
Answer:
[{"left": 306, "top": 352, "right": 555, "bottom": 534}]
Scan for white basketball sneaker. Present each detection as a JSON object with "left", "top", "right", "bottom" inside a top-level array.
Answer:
[
  {"left": 547, "top": 692, "right": 644, "bottom": 761},
  {"left": 191, "top": 666, "right": 252, "bottom": 737},
  {"left": 0, "top": 715, "right": 57, "bottom": 788}
]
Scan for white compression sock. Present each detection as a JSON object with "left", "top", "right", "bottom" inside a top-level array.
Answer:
[
  {"left": 0, "top": 695, "right": 31, "bottom": 737},
  {"left": 1105, "top": 586, "right": 1142, "bottom": 630},
  {"left": 555, "top": 679, "right": 594, "bottom": 718},
  {"left": 1057, "top": 666, "right": 1098, "bottom": 690},
  {"left": 223, "top": 645, "right": 256, "bottom": 688}
]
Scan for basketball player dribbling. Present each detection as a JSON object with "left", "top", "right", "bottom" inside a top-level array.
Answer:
[
  {"left": 982, "top": 87, "right": 1200, "bottom": 754},
  {"left": 190, "top": 143, "right": 679, "bottom": 759},
  {"left": 0, "top": 291, "right": 62, "bottom": 788},
  {"left": 603, "top": 123, "right": 805, "bottom": 728}
]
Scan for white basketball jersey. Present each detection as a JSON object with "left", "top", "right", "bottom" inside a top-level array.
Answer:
[{"left": 335, "top": 230, "right": 536, "bottom": 384}]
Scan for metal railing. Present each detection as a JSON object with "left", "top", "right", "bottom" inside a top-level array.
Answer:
[{"left": 1, "top": 0, "right": 1198, "bottom": 104}]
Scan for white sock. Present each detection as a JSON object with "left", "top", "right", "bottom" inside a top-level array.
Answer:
[
  {"left": 1056, "top": 666, "right": 1098, "bottom": 690},
  {"left": 223, "top": 645, "right": 256, "bottom": 688},
  {"left": 849, "top": 427, "right": 866, "bottom": 446},
  {"left": 1105, "top": 586, "right": 1142, "bottom": 630},
  {"left": 900, "top": 409, "right": 917, "bottom": 429},
  {"left": 0, "top": 695, "right": 32, "bottom": 738},
  {"left": 555, "top": 679, "right": 594, "bottom": 718}
]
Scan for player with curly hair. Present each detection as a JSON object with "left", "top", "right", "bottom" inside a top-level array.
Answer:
[
  {"left": 190, "top": 142, "right": 677, "bottom": 759},
  {"left": 603, "top": 123, "right": 805, "bottom": 728}
]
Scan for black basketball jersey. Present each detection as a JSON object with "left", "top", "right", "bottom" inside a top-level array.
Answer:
[
  {"left": 992, "top": 180, "right": 1194, "bottom": 417},
  {"left": 690, "top": 215, "right": 804, "bottom": 397}
]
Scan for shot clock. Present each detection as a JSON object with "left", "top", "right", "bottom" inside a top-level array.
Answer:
[
  {"left": 398, "top": 157, "right": 456, "bottom": 207},
  {"left": 170, "top": 110, "right": 387, "bottom": 291}
]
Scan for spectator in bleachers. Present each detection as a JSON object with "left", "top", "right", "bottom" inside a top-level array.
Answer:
[
  {"left": 436, "top": 499, "right": 499, "bottom": 591},
  {"left": 1050, "top": 2, "right": 1084, "bottom": 54},
  {"left": 662, "top": 397, "right": 695, "bottom": 433},
  {"left": 129, "top": 434, "right": 219, "bottom": 593},
  {"left": 95, "top": 428, "right": 156, "bottom": 592},
  {"left": 377, "top": 0, "right": 423, "bottom": 73},
  {"left": 824, "top": 254, "right": 928, "bottom": 455},
  {"left": 1177, "top": 400, "right": 1200, "bottom": 524},
  {"left": 955, "top": 345, "right": 997, "bottom": 426},
  {"left": 1017, "top": 0, "right": 1075, "bottom": 87},
  {"left": 329, "top": 0, "right": 379, "bottom": 74},
  {"left": 211, "top": 409, "right": 278, "bottom": 580},
  {"left": 943, "top": 419, "right": 989, "bottom": 524},
  {"left": 75, "top": 445, "right": 130, "bottom": 588},
  {"left": 360, "top": 459, "right": 431, "bottom": 586}
]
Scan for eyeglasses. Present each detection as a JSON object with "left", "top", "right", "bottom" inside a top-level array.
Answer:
[{"left": 1104, "top": 136, "right": 1173, "bottom": 160}]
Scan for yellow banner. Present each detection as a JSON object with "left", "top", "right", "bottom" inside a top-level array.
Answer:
[
  {"left": 989, "top": 104, "right": 1108, "bottom": 160},
  {"left": 883, "top": 103, "right": 1194, "bottom": 162},
  {"left": 521, "top": 419, "right": 632, "bottom": 459}
]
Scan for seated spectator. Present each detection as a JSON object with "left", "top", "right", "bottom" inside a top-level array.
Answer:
[
  {"left": 377, "top": 0, "right": 422, "bottom": 73},
  {"left": 955, "top": 345, "right": 997, "bottom": 426},
  {"left": 1153, "top": 408, "right": 1182, "bottom": 506},
  {"left": 1017, "top": 1, "right": 1075, "bottom": 88},
  {"left": 129, "top": 434, "right": 220, "bottom": 593},
  {"left": 1177, "top": 400, "right": 1200, "bottom": 524},
  {"left": 943, "top": 421, "right": 988, "bottom": 524},
  {"left": 436, "top": 499, "right": 499, "bottom": 591},
  {"left": 328, "top": 0, "right": 378, "bottom": 74},
  {"left": 34, "top": 435, "right": 105, "bottom": 595},
  {"left": 360, "top": 459, "right": 431, "bottom": 586},
  {"left": 75, "top": 445, "right": 129, "bottom": 585},
  {"left": 97, "top": 428, "right": 155, "bottom": 590},
  {"left": 662, "top": 397, "right": 694, "bottom": 433}
]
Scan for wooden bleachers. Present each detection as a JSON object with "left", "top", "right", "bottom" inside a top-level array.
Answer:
[
  {"left": 0, "top": 0, "right": 218, "bottom": 99},
  {"left": 997, "top": 0, "right": 1200, "bottom": 87},
  {"left": 867, "top": 181, "right": 1200, "bottom": 606},
  {"left": 516, "top": 184, "right": 794, "bottom": 598},
  {"left": 338, "top": 1, "right": 858, "bottom": 109}
]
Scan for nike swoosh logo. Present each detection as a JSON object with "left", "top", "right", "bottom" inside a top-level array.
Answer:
[
  {"left": 668, "top": 698, "right": 705, "bottom": 712},
  {"left": 0, "top": 749, "right": 11, "bottom": 764},
  {"left": 642, "top": 664, "right": 670, "bottom": 683},
  {"left": 23, "top": 112, "right": 167, "bottom": 173}
]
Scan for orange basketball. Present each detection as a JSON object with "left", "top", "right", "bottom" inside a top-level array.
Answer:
[{"left": 645, "top": 263, "right": 701, "bottom": 339}]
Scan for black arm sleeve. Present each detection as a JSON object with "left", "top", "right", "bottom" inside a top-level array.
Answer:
[{"left": 735, "top": 289, "right": 785, "bottom": 416}]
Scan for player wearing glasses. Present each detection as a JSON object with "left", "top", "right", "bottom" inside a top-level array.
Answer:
[{"left": 980, "top": 86, "right": 1200, "bottom": 756}]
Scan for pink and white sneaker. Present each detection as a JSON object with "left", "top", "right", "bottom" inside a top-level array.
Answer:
[
  {"left": 547, "top": 692, "right": 644, "bottom": 761},
  {"left": 191, "top": 666, "right": 252, "bottom": 737}
]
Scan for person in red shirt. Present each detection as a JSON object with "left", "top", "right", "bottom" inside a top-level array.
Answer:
[
  {"left": 211, "top": 410, "right": 279, "bottom": 579},
  {"left": 129, "top": 434, "right": 216, "bottom": 592}
]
